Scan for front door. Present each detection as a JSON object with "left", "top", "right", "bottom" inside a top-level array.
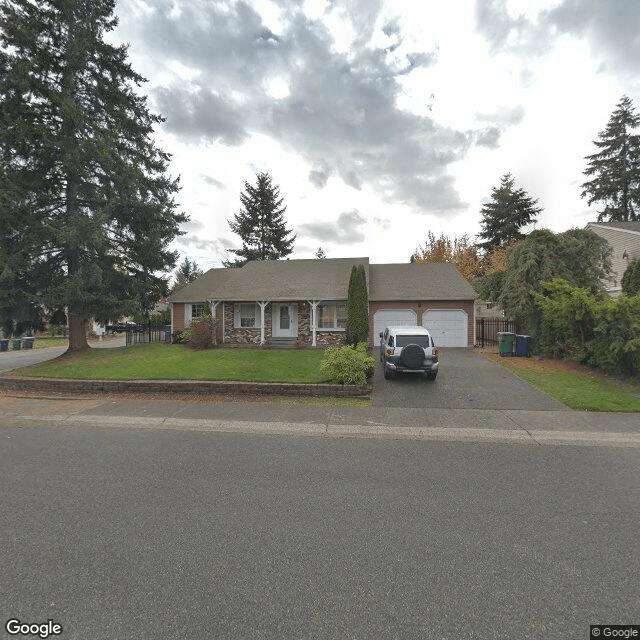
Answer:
[{"left": 272, "top": 303, "right": 298, "bottom": 338}]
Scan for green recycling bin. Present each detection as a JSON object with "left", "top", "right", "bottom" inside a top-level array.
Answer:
[
  {"left": 22, "top": 337, "right": 35, "bottom": 349},
  {"left": 498, "top": 332, "right": 515, "bottom": 356},
  {"left": 12, "top": 338, "right": 21, "bottom": 350}
]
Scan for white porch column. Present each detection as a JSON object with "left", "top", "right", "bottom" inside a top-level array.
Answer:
[
  {"left": 257, "top": 301, "right": 269, "bottom": 345},
  {"left": 207, "top": 300, "right": 220, "bottom": 317},
  {"left": 306, "top": 300, "right": 321, "bottom": 347}
]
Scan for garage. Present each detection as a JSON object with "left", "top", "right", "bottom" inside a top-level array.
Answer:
[
  {"left": 373, "top": 309, "right": 417, "bottom": 340},
  {"left": 422, "top": 309, "right": 468, "bottom": 347}
]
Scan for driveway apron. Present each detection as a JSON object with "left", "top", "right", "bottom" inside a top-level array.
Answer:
[{"left": 372, "top": 347, "right": 569, "bottom": 411}]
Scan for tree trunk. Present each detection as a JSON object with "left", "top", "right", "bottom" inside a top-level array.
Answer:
[{"left": 66, "top": 305, "right": 89, "bottom": 353}]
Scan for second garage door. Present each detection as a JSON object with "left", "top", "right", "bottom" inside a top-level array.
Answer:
[
  {"left": 373, "top": 309, "right": 417, "bottom": 340},
  {"left": 422, "top": 309, "right": 468, "bottom": 347}
]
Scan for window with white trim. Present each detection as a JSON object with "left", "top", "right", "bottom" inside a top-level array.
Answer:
[
  {"left": 317, "top": 302, "right": 347, "bottom": 330},
  {"left": 191, "top": 303, "right": 205, "bottom": 319},
  {"left": 234, "top": 303, "right": 261, "bottom": 328}
]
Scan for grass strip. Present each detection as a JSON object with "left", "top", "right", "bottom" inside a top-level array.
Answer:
[
  {"left": 492, "top": 358, "right": 640, "bottom": 412},
  {"left": 11, "top": 342, "right": 330, "bottom": 384}
]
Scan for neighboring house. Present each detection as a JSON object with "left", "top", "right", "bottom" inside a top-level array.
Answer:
[
  {"left": 475, "top": 299, "right": 504, "bottom": 320},
  {"left": 586, "top": 221, "right": 640, "bottom": 297},
  {"left": 169, "top": 258, "right": 476, "bottom": 348}
]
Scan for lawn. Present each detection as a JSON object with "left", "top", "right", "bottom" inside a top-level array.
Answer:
[
  {"left": 11, "top": 342, "right": 329, "bottom": 383},
  {"left": 483, "top": 351, "right": 640, "bottom": 412}
]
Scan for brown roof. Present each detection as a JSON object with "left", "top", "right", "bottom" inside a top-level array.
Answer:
[
  {"left": 169, "top": 258, "right": 369, "bottom": 302},
  {"left": 369, "top": 262, "right": 476, "bottom": 300},
  {"left": 169, "top": 258, "right": 475, "bottom": 302},
  {"left": 587, "top": 221, "right": 640, "bottom": 233}
]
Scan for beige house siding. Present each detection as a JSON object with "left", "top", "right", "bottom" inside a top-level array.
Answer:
[{"left": 586, "top": 223, "right": 640, "bottom": 296}]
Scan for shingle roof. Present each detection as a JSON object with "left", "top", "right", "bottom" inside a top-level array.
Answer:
[
  {"left": 369, "top": 262, "right": 476, "bottom": 300},
  {"left": 169, "top": 258, "right": 369, "bottom": 302},
  {"left": 587, "top": 221, "right": 640, "bottom": 234},
  {"left": 169, "top": 258, "right": 475, "bottom": 302}
]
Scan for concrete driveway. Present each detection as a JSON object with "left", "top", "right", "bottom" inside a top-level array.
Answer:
[
  {"left": 0, "top": 335, "right": 125, "bottom": 374},
  {"left": 372, "top": 347, "right": 569, "bottom": 411}
]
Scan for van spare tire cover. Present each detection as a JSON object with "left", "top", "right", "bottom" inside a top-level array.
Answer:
[{"left": 400, "top": 344, "right": 424, "bottom": 368}]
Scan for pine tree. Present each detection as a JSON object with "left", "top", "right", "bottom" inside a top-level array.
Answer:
[
  {"left": 345, "top": 264, "right": 369, "bottom": 345},
  {"left": 477, "top": 174, "right": 541, "bottom": 250},
  {"left": 225, "top": 172, "right": 295, "bottom": 266},
  {"left": 171, "top": 258, "right": 203, "bottom": 293},
  {"left": 0, "top": 0, "right": 186, "bottom": 352},
  {"left": 581, "top": 95, "right": 640, "bottom": 222}
]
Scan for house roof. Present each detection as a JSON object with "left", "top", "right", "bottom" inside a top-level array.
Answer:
[
  {"left": 587, "top": 221, "right": 640, "bottom": 234},
  {"left": 169, "top": 258, "right": 475, "bottom": 302},
  {"left": 369, "top": 262, "right": 476, "bottom": 300},
  {"left": 170, "top": 258, "right": 369, "bottom": 302}
]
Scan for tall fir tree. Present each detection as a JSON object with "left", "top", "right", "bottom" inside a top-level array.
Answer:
[
  {"left": 0, "top": 0, "right": 186, "bottom": 351},
  {"left": 171, "top": 257, "right": 203, "bottom": 293},
  {"left": 477, "top": 174, "right": 541, "bottom": 251},
  {"left": 225, "top": 172, "right": 295, "bottom": 267},
  {"left": 581, "top": 95, "right": 640, "bottom": 222}
]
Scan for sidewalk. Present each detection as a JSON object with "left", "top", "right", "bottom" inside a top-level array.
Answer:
[{"left": 1, "top": 392, "right": 638, "bottom": 449}]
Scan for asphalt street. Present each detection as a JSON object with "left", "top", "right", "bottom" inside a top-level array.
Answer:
[{"left": 1, "top": 423, "right": 638, "bottom": 640}]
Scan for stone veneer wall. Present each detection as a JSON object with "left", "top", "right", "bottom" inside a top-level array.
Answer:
[
  {"left": 223, "top": 302, "right": 273, "bottom": 345},
  {"left": 297, "top": 301, "right": 345, "bottom": 348}
]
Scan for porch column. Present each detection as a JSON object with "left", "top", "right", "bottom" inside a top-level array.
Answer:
[
  {"left": 208, "top": 300, "right": 220, "bottom": 343},
  {"left": 306, "top": 300, "right": 321, "bottom": 347},
  {"left": 257, "top": 301, "right": 269, "bottom": 345}
]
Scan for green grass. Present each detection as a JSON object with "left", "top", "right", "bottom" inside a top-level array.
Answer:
[
  {"left": 33, "top": 337, "right": 69, "bottom": 349},
  {"left": 12, "top": 342, "right": 330, "bottom": 383},
  {"left": 495, "top": 361, "right": 640, "bottom": 412}
]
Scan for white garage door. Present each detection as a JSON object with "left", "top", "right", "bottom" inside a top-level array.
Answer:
[
  {"left": 422, "top": 310, "right": 468, "bottom": 347},
  {"left": 373, "top": 309, "right": 417, "bottom": 341}
]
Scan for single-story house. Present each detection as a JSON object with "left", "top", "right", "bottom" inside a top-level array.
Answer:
[
  {"left": 169, "top": 257, "right": 476, "bottom": 348},
  {"left": 586, "top": 221, "right": 640, "bottom": 297}
]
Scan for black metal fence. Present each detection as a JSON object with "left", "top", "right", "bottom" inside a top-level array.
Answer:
[
  {"left": 125, "top": 319, "right": 172, "bottom": 346},
  {"left": 476, "top": 318, "right": 521, "bottom": 348}
]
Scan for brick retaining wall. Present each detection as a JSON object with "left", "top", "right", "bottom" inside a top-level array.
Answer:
[{"left": 0, "top": 376, "right": 371, "bottom": 398}]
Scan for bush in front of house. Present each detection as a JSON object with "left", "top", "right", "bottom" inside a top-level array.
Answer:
[
  {"left": 345, "top": 264, "right": 369, "bottom": 346},
  {"left": 533, "top": 279, "right": 640, "bottom": 378},
  {"left": 320, "top": 342, "right": 375, "bottom": 385},
  {"left": 188, "top": 316, "right": 218, "bottom": 350}
]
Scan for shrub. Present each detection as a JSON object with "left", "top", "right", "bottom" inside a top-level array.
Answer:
[
  {"left": 320, "top": 342, "right": 375, "bottom": 385},
  {"left": 591, "top": 294, "right": 640, "bottom": 378},
  {"left": 345, "top": 264, "right": 369, "bottom": 346},
  {"left": 188, "top": 316, "right": 218, "bottom": 350},
  {"left": 621, "top": 258, "right": 640, "bottom": 297},
  {"left": 172, "top": 329, "right": 191, "bottom": 344}
]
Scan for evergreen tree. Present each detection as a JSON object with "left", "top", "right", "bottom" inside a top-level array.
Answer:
[
  {"left": 0, "top": 0, "right": 186, "bottom": 351},
  {"left": 477, "top": 174, "right": 541, "bottom": 250},
  {"left": 345, "top": 264, "right": 369, "bottom": 345},
  {"left": 581, "top": 95, "right": 640, "bottom": 222},
  {"left": 621, "top": 258, "right": 640, "bottom": 296},
  {"left": 171, "top": 258, "right": 203, "bottom": 293},
  {"left": 225, "top": 172, "right": 295, "bottom": 267}
]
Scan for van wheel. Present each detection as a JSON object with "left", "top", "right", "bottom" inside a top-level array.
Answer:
[
  {"left": 384, "top": 367, "right": 395, "bottom": 380},
  {"left": 424, "top": 371, "right": 437, "bottom": 381}
]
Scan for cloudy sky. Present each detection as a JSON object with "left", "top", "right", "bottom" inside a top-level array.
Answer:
[{"left": 111, "top": 0, "right": 640, "bottom": 271}]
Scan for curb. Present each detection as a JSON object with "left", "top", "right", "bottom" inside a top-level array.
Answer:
[{"left": 0, "top": 376, "right": 372, "bottom": 399}]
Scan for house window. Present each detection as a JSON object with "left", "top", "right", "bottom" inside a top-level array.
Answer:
[
  {"left": 317, "top": 302, "right": 347, "bottom": 330},
  {"left": 192, "top": 303, "right": 205, "bottom": 319},
  {"left": 235, "top": 303, "right": 261, "bottom": 328}
]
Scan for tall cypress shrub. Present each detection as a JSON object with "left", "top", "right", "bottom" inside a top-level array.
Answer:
[{"left": 346, "top": 264, "right": 369, "bottom": 345}]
